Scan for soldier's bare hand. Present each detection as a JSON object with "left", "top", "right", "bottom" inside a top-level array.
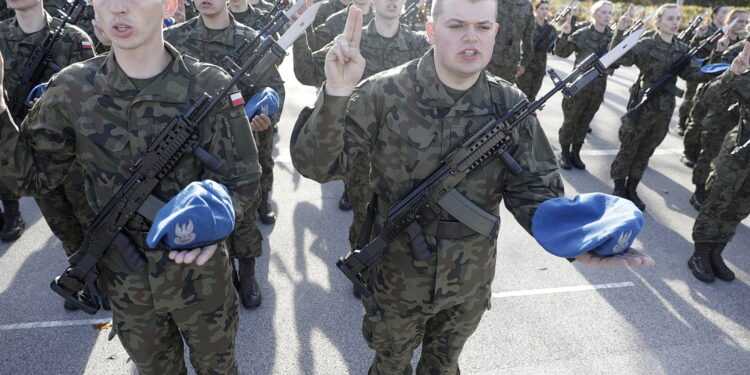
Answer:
[
  {"left": 695, "top": 23, "right": 708, "bottom": 38},
  {"left": 575, "top": 248, "right": 655, "bottom": 267},
  {"left": 250, "top": 113, "right": 272, "bottom": 132},
  {"left": 561, "top": 15, "right": 572, "bottom": 34},
  {"left": 730, "top": 41, "right": 750, "bottom": 75},
  {"left": 716, "top": 34, "right": 730, "bottom": 53},
  {"left": 617, "top": 7, "right": 634, "bottom": 31},
  {"left": 515, "top": 65, "right": 525, "bottom": 78},
  {"left": 169, "top": 244, "right": 218, "bottom": 266},
  {"left": 571, "top": 2, "right": 580, "bottom": 17},
  {"left": 324, "top": 7, "right": 365, "bottom": 97}
]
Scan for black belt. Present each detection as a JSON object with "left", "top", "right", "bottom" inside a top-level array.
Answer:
[{"left": 376, "top": 202, "right": 477, "bottom": 240}]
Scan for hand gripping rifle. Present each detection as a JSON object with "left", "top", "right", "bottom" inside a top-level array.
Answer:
[
  {"left": 677, "top": 8, "right": 709, "bottom": 43},
  {"left": 250, "top": 0, "right": 290, "bottom": 30},
  {"left": 8, "top": 0, "right": 86, "bottom": 121},
  {"left": 622, "top": 10, "right": 655, "bottom": 38},
  {"left": 50, "top": 1, "right": 322, "bottom": 314},
  {"left": 550, "top": 0, "right": 578, "bottom": 25},
  {"left": 625, "top": 19, "right": 736, "bottom": 118},
  {"left": 337, "top": 29, "right": 645, "bottom": 303}
]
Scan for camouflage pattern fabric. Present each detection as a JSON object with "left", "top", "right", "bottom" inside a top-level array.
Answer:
[
  {"left": 165, "top": 15, "right": 285, "bottom": 258},
  {"left": 609, "top": 30, "right": 709, "bottom": 180},
  {"left": 183, "top": 0, "right": 200, "bottom": 22},
  {"left": 553, "top": 23, "right": 612, "bottom": 148},
  {"left": 290, "top": 51, "right": 563, "bottom": 372},
  {"left": 516, "top": 20, "right": 556, "bottom": 101},
  {"left": 293, "top": 19, "right": 429, "bottom": 247},
  {"left": 0, "top": 11, "right": 95, "bottom": 250},
  {"left": 676, "top": 22, "right": 721, "bottom": 132},
  {"left": 0, "top": 44, "right": 260, "bottom": 373},
  {"left": 231, "top": 0, "right": 275, "bottom": 31},
  {"left": 693, "top": 70, "right": 750, "bottom": 245},
  {"left": 308, "top": 5, "right": 375, "bottom": 52},
  {"left": 312, "top": 0, "right": 348, "bottom": 29},
  {"left": 0, "top": 0, "right": 13, "bottom": 21},
  {"left": 487, "top": 0, "right": 534, "bottom": 83},
  {"left": 44, "top": 0, "right": 102, "bottom": 53}
]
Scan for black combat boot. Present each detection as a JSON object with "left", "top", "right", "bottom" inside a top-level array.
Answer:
[
  {"left": 626, "top": 177, "right": 646, "bottom": 211},
  {"left": 676, "top": 116, "right": 687, "bottom": 136},
  {"left": 338, "top": 191, "right": 352, "bottom": 211},
  {"left": 689, "top": 184, "right": 707, "bottom": 211},
  {"left": 238, "top": 257, "right": 262, "bottom": 309},
  {"left": 709, "top": 243, "right": 735, "bottom": 281},
  {"left": 612, "top": 179, "right": 627, "bottom": 198},
  {"left": 257, "top": 192, "right": 276, "bottom": 225},
  {"left": 679, "top": 151, "right": 696, "bottom": 168},
  {"left": 571, "top": 144, "right": 586, "bottom": 170},
  {"left": 0, "top": 199, "right": 25, "bottom": 242},
  {"left": 558, "top": 145, "right": 572, "bottom": 170},
  {"left": 688, "top": 243, "right": 715, "bottom": 282}
]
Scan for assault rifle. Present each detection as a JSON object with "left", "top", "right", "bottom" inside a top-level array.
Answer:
[
  {"left": 8, "top": 0, "right": 86, "bottom": 121},
  {"left": 50, "top": 1, "right": 322, "bottom": 314},
  {"left": 400, "top": 1, "right": 420, "bottom": 30},
  {"left": 250, "top": 0, "right": 290, "bottom": 31},
  {"left": 625, "top": 19, "right": 737, "bottom": 117},
  {"left": 731, "top": 137, "right": 750, "bottom": 160},
  {"left": 677, "top": 8, "right": 709, "bottom": 43},
  {"left": 623, "top": 10, "right": 654, "bottom": 37},
  {"left": 550, "top": 0, "right": 578, "bottom": 25},
  {"left": 337, "top": 29, "right": 646, "bottom": 302}
]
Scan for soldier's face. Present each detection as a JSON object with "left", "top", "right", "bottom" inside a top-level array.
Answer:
[
  {"left": 93, "top": 0, "right": 177, "bottom": 51},
  {"left": 590, "top": 4, "right": 612, "bottom": 27},
  {"left": 194, "top": 0, "right": 224, "bottom": 17},
  {"left": 6, "top": 0, "right": 41, "bottom": 12},
  {"left": 535, "top": 3, "right": 549, "bottom": 20},
  {"left": 730, "top": 13, "right": 748, "bottom": 35},
  {"left": 373, "top": 0, "right": 405, "bottom": 21},
  {"left": 656, "top": 8, "right": 681, "bottom": 36},
  {"left": 713, "top": 6, "right": 730, "bottom": 26},
  {"left": 427, "top": 0, "right": 498, "bottom": 79},
  {"left": 353, "top": 0, "right": 371, "bottom": 8}
]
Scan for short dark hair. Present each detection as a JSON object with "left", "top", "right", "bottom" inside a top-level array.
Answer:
[{"left": 431, "top": 0, "right": 498, "bottom": 20}]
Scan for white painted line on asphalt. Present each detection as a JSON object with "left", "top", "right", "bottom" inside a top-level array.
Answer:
[
  {"left": 492, "top": 281, "right": 635, "bottom": 299},
  {"left": 0, "top": 318, "right": 111, "bottom": 331},
  {"left": 578, "top": 149, "right": 682, "bottom": 156}
]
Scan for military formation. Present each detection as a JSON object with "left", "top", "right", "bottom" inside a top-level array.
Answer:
[{"left": 0, "top": 0, "right": 747, "bottom": 373}]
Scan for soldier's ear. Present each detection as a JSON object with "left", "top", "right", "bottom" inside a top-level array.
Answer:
[
  {"left": 425, "top": 21, "right": 436, "bottom": 45},
  {"left": 163, "top": 0, "right": 179, "bottom": 20}
]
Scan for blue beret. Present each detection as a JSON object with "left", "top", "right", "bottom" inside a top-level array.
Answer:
[
  {"left": 531, "top": 193, "right": 644, "bottom": 258},
  {"left": 25, "top": 83, "right": 47, "bottom": 107},
  {"left": 146, "top": 180, "right": 235, "bottom": 249},
  {"left": 700, "top": 63, "right": 731, "bottom": 75},
  {"left": 163, "top": 18, "right": 176, "bottom": 27},
  {"left": 244, "top": 87, "right": 280, "bottom": 118}
]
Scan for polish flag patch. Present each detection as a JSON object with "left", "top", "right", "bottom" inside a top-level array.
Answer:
[
  {"left": 81, "top": 40, "right": 92, "bottom": 49},
  {"left": 230, "top": 92, "right": 245, "bottom": 107}
]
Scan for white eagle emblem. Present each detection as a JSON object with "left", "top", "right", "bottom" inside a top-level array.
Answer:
[
  {"left": 612, "top": 231, "right": 632, "bottom": 253},
  {"left": 260, "top": 104, "right": 270, "bottom": 115},
  {"left": 174, "top": 220, "right": 196, "bottom": 246}
]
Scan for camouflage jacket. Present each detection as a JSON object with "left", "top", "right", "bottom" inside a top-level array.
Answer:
[
  {"left": 313, "top": 0, "right": 348, "bottom": 29},
  {"left": 0, "top": 43, "right": 260, "bottom": 224},
  {"left": 164, "top": 14, "right": 285, "bottom": 122},
  {"left": 183, "top": 0, "right": 200, "bottom": 22},
  {"left": 705, "top": 70, "right": 750, "bottom": 149},
  {"left": 1, "top": 12, "right": 95, "bottom": 122},
  {"left": 610, "top": 29, "right": 709, "bottom": 110},
  {"left": 293, "top": 19, "right": 430, "bottom": 87},
  {"left": 705, "top": 34, "right": 744, "bottom": 65},
  {"left": 492, "top": 0, "right": 534, "bottom": 69},
  {"left": 689, "top": 21, "right": 720, "bottom": 59},
  {"left": 231, "top": 0, "right": 275, "bottom": 31},
  {"left": 555, "top": 23, "right": 612, "bottom": 68},
  {"left": 308, "top": 5, "right": 375, "bottom": 52},
  {"left": 291, "top": 51, "right": 563, "bottom": 309},
  {"left": 44, "top": 0, "right": 100, "bottom": 52}
]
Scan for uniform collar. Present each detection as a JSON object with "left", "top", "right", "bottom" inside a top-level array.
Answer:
[
  {"left": 415, "top": 50, "right": 494, "bottom": 116},
  {"left": 191, "top": 13, "right": 240, "bottom": 47},
  {"left": 93, "top": 42, "right": 191, "bottom": 104},
  {"left": 5, "top": 11, "right": 55, "bottom": 41},
  {"left": 363, "top": 20, "right": 410, "bottom": 51}
]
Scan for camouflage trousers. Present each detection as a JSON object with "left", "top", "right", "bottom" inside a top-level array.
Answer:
[
  {"left": 35, "top": 163, "right": 94, "bottom": 256},
  {"left": 363, "top": 289, "right": 490, "bottom": 374},
  {"left": 677, "top": 80, "right": 699, "bottom": 128},
  {"left": 559, "top": 76, "right": 607, "bottom": 147},
  {"left": 683, "top": 116, "right": 704, "bottom": 161},
  {"left": 516, "top": 55, "right": 547, "bottom": 101},
  {"left": 346, "top": 153, "right": 373, "bottom": 247},
  {"left": 99, "top": 242, "right": 239, "bottom": 375},
  {"left": 227, "top": 206, "right": 263, "bottom": 259},
  {"left": 486, "top": 63, "right": 518, "bottom": 84},
  {"left": 611, "top": 105, "right": 672, "bottom": 180},
  {"left": 254, "top": 126, "right": 274, "bottom": 195},
  {"left": 692, "top": 128, "right": 750, "bottom": 244},
  {"left": 692, "top": 114, "right": 736, "bottom": 188}
]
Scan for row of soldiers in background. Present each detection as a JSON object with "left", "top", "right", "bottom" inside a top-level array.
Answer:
[{"left": 0, "top": 0, "right": 289, "bottom": 312}]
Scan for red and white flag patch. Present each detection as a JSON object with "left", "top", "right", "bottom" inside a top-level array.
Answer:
[
  {"left": 81, "top": 40, "right": 93, "bottom": 49},
  {"left": 230, "top": 92, "right": 245, "bottom": 107}
]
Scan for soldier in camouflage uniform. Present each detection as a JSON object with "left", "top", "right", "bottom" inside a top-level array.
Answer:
[
  {"left": 689, "top": 36, "right": 748, "bottom": 211},
  {"left": 1, "top": 0, "right": 15, "bottom": 20},
  {"left": 228, "top": 0, "right": 274, "bottom": 30},
  {"left": 676, "top": 5, "right": 729, "bottom": 139},
  {"left": 0, "top": 0, "right": 260, "bottom": 372},
  {"left": 679, "top": 5, "right": 730, "bottom": 167},
  {"left": 313, "top": 0, "right": 349, "bottom": 29},
  {"left": 1, "top": 0, "right": 95, "bottom": 265},
  {"left": 308, "top": 0, "right": 373, "bottom": 52},
  {"left": 293, "top": 0, "right": 429, "bottom": 272},
  {"left": 553, "top": 0, "right": 613, "bottom": 171},
  {"left": 291, "top": 2, "right": 653, "bottom": 372},
  {"left": 609, "top": 4, "right": 710, "bottom": 211},
  {"left": 688, "top": 43, "right": 750, "bottom": 283},
  {"left": 516, "top": 0, "right": 556, "bottom": 102},
  {"left": 164, "top": 0, "right": 285, "bottom": 309},
  {"left": 44, "top": 0, "right": 105, "bottom": 53},
  {"left": 487, "top": 0, "right": 533, "bottom": 83}
]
